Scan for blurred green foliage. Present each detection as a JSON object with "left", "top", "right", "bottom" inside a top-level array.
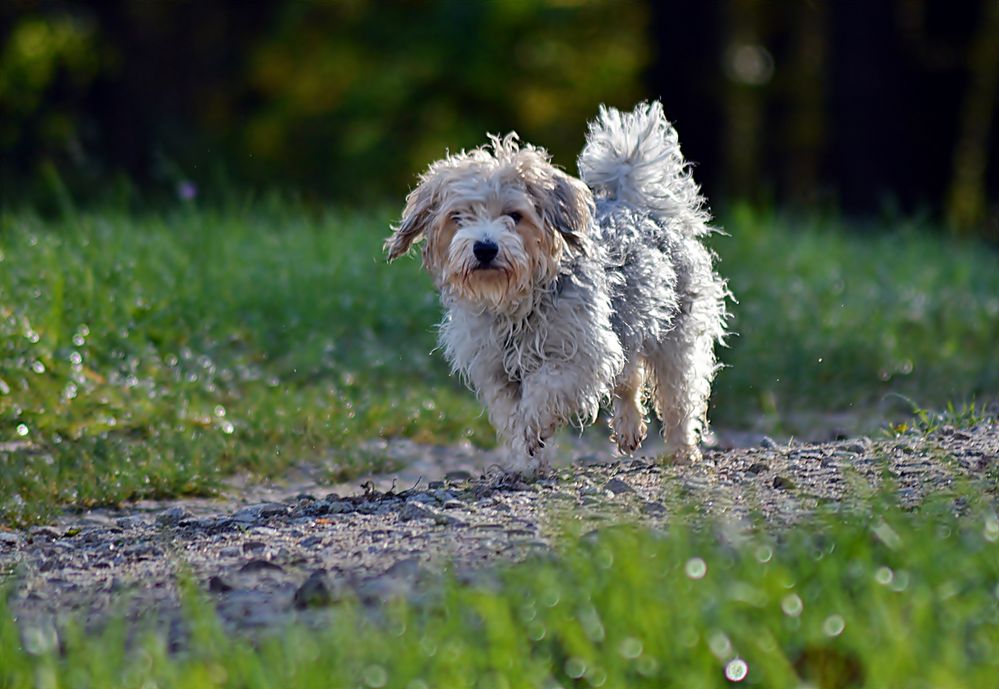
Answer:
[
  {"left": 246, "top": 0, "right": 647, "bottom": 194},
  {"left": 0, "top": 0, "right": 647, "bottom": 201}
]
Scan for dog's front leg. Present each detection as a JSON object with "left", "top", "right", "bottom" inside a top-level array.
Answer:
[{"left": 512, "top": 363, "right": 586, "bottom": 465}]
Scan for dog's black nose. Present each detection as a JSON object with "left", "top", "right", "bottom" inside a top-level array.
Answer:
[{"left": 473, "top": 240, "right": 499, "bottom": 265}]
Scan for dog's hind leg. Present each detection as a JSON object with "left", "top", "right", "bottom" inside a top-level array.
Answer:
[
  {"left": 610, "top": 356, "right": 648, "bottom": 454},
  {"left": 647, "top": 314, "right": 718, "bottom": 463}
]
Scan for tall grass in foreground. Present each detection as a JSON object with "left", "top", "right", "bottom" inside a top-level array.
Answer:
[
  {"left": 0, "top": 202, "right": 997, "bottom": 523},
  {"left": 3, "top": 499, "right": 999, "bottom": 686}
]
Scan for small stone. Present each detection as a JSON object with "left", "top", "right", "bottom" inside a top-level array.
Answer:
[
  {"left": 604, "top": 478, "right": 636, "bottom": 495},
  {"left": 28, "top": 526, "right": 60, "bottom": 540},
  {"left": 760, "top": 436, "right": 778, "bottom": 449},
  {"left": 115, "top": 516, "right": 146, "bottom": 529},
  {"left": 433, "top": 490, "right": 458, "bottom": 504},
  {"left": 208, "top": 575, "right": 233, "bottom": 593},
  {"left": 399, "top": 503, "right": 434, "bottom": 522},
  {"left": 0, "top": 531, "right": 19, "bottom": 547},
  {"left": 239, "top": 559, "right": 284, "bottom": 574},
  {"left": 232, "top": 503, "right": 288, "bottom": 523},
  {"left": 772, "top": 475, "right": 795, "bottom": 491},
  {"left": 428, "top": 481, "right": 445, "bottom": 490},
  {"left": 746, "top": 462, "right": 769, "bottom": 475},
  {"left": 841, "top": 440, "right": 868, "bottom": 454},
  {"left": 298, "top": 536, "right": 323, "bottom": 548},
  {"left": 383, "top": 557, "right": 421, "bottom": 579},
  {"left": 325, "top": 500, "right": 355, "bottom": 514},
  {"left": 443, "top": 500, "right": 465, "bottom": 510},
  {"left": 641, "top": 501, "right": 667, "bottom": 515},
  {"left": 242, "top": 541, "right": 266, "bottom": 553},
  {"left": 156, "top": 507, "right": 189, "bottom": 526},
  {"left": 445, "top": 470, "right": 473, "bottom": 482},
  {"left": 189, "top": 517, "right": 236, "bottom": 533},
  {"left": 408, "top": 493, "right": 437, "bottom": 505},
  {"left": 293, "top": 570, "right": 334, "bottom": 609}
]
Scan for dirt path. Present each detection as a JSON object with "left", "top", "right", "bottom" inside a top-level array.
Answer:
[{"left": 2, "top": 423, "right": 996, "bottom": 640}]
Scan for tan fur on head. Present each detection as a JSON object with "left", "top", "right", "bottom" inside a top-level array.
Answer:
[{"left": 386, "top": 133, "right": 594, "bottom": 313}]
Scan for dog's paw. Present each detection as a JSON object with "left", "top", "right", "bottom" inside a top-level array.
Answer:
[
  {"left": 662, "top": 443, "right": 701, "bottom": 465},
  {"left": 611, "top": 410, "right": 647, "bottom": 455}
]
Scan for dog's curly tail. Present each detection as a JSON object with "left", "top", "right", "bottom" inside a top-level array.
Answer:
[{"left": 578, "top": 101, "right": 710, "bottom": 236}]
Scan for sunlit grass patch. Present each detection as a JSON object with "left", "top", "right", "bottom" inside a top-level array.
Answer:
[
  {"left": 1, "top": 201, "right": 996, "bottom": 523},
  {"left": 712, "top": 206, "right": 999, "bottom": 433},
  {"left": 0, "top": 204, "right": 492, "bottom": 524},
  {"left": 3, "top": 498, "right": 999, "bottom": 686}
]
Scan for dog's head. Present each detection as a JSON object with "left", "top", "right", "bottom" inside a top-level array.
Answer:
[{"left": 385, "top": 133, "right": 592, "bottom": 312}]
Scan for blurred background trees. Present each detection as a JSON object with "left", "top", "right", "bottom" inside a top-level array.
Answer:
[{"left": 1, "top": 0, "right": 996, "bottom": 238}]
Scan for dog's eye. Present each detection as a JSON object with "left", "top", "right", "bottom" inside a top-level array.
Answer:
[{"left": 506, "top": 211, "right": 523, "bottom": 224}]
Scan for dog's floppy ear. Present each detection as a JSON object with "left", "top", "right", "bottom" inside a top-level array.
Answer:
[
  {"left": 385, "top": 177, "right": 438, "bottom": 261},
  {"left": 536, "top": 171, "right": 593, "bottom": 253}
]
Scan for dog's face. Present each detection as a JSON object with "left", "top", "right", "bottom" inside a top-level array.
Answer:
[{"left": 386, "top": 134, "right": 592, "bottom": 312}]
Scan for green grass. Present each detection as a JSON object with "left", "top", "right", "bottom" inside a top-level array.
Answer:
[
  {"left": 711, "top": 205, "right": 999, "bottom": 431},
  {"left": 0, "top": 203, "right": 493, "bottom": 524},
  {"left": 3, "top": 498, "right": 999, "bottom": 686},
  {"left": 1, "top": 201, "right": 997, "bottom": 524}
]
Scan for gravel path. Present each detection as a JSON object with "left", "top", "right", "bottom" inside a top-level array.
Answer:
[{"left": 2, "top": 422, "right": 996, "bottom": 641}]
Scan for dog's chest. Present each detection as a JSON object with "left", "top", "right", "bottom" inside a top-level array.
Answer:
[{"left": 444, "top": 297, "right": 578, "bottom": 383}]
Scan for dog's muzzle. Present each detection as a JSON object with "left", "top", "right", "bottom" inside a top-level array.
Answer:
[{"left": 473, "top": 240, "right": 499, "bottom": 266}]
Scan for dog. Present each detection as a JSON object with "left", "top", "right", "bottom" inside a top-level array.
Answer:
[{"left": 385, "top": 102, "right": 729, "bottom": 474}]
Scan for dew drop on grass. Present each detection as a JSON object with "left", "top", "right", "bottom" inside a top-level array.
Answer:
[
  {"left": 984, "top": 514, "right": 999, "bottom": 542},
  {"left": 362, "top": 665, "right": 387, "bottom": 688},
  {"left": 685, "top": 557, "right": 707, "bottom": 579},
  {"left": 875, "top": 566, "right": 894, "bottom": 586},
  {"left": 16, "top": 424, "right": 28, "bottom": 437},
  {"left": 635, "top": 655, "right": 659, "bottom": 677},
  {"left": 709, "top": 632, "right": 732, "bottom": 660},
  {"left": 754, "top": 545, "right": 773, "bottom": 563},
  {"left": 823, "top": 614, "right": 845, "bottom": 637},
  {"left": 419, "top": 638, "right": 436, "bottom": 657},
  {"left": 618, "top": 637, "right": 643, "bottom": 659},
  {"left": 564, "top": 657, "right": 587, "bottom": 679},
  {"left": 220, "top": 421, "right": 234, "bottom": 435},
  {"left": 891, "top": 570, "right": 910, "bottom": 592},
  {"left": 781, "top": 593, "right": 803, "bottom": 617},
  {"left": 527, "top": 622, "right": 546, "bottom": 641},
  {"left": 31, "top": 361, "right": 45, "bottom": 374},
  {"left": 724, "top": 658, "right": 748, "bottom": 682},
  {"left": 540, "top": 588, "right": 560, "bottom": 608}
]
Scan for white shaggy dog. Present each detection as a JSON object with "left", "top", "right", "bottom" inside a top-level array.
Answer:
[{"left": 386, "top": 102, "right": 729, "bottom": 474}]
